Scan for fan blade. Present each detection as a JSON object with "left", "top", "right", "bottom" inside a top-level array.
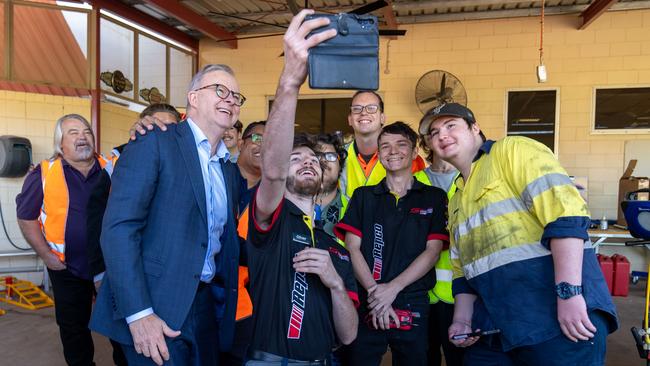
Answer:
[
  {"left": 287, "top": 0, "right": 301, "bottom": 15},
  {"left": 350, "top": 0, "right": 388, "bottom": 15},
  {"left": 419, "top": 96, "right": 439, "bottom": 104},
  {"left": 439, "top": 73, "right": 447, "bottom": 98},
  {"left": 379, "top": 29, "right": 406, "bottom": 36}
]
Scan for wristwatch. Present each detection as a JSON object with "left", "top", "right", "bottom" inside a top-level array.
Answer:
[{"left": 555, "top": 282, "right": 583, "bottom": 300}]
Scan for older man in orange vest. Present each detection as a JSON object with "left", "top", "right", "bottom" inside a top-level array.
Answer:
[{"left": 16, "top": 114, "right": 110, "bottom": 366}]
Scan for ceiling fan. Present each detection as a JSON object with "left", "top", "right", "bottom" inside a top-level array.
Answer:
[{"left": 209, "top": 0, "right": 406, "bottom": 43}]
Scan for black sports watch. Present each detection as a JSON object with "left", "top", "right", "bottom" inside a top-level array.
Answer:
[{"left": 555, "top": 282, "right": 583, "bottom": 300}]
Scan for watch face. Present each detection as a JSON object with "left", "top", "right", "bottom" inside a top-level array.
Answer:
[{"left": 556, "top": 282, "right": 582, "bottom": 300}]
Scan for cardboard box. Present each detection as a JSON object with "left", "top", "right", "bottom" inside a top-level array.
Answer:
[{"left": 617, "top": 160, "right": 650, "bottom": 226}]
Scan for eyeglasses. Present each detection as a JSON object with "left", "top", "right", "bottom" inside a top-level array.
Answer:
[
  {"left": 242, "top": 133, "right": 263, "bottom": 144},
  {"left": 318, "top": 152, "right": 339, "bottom": 162},
  {"left": 193, "top": 83, "right": 246, "bottom": 106},
  {"left": 350, "top": 104, "right": 379, "bottom": 114}
]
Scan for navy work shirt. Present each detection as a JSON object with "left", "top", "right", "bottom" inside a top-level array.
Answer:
[{"left": 16, "top": 158, "right": 103, "bottom": 280}]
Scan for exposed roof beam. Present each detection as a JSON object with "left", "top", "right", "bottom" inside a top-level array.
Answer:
[
  {"left": 86, "top": 0, "right": 199, "bottom": 50},
  {"left": 580, "top": 0, "right": 618, "bottom": 30},
  {"left": 142, "top": 0, "right": 237, "bottom": 48},
  {"left": 382, "top": 0, "right": 399, "bottom": 40}
]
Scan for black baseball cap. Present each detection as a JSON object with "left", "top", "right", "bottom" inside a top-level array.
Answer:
[{"left": 418, "top": 103, "right": 477, "bottom": 135}]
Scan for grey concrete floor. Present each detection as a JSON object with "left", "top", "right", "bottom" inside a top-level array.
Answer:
[{"left": 0, "top": 284, "right": 647, "bottom": 365}]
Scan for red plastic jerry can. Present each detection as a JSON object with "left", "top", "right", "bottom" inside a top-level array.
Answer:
[
  {"left": 611, "top": 254, "right": 630, "bottom": 297},
  {"left": 597, "top": 254, "right": 614, "bottom": 294}
]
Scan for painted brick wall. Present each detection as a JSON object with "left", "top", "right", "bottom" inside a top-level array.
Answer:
[{"left": 201, "top": 9, "right": 650, "bottom": 221}]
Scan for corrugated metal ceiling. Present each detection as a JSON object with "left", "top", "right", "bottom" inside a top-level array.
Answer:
[{"left": 122, "top": 0, "right": 650, "bottom": 37}]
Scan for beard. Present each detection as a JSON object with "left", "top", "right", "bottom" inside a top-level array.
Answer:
[
  {"left": 321, "top": 174, "right": 338, "bottom": 195},
  {"left": 75, "top": 145, "right": 93, "bottom": 160},
  {"left": 286, "top": 174, "right": 320, "bottom": 197}
]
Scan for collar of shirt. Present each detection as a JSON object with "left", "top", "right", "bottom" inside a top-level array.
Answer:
[
  {"left": 60, "top": 157, "right": 102, "bottom": 181},
  {"left": 186, "top": 117, "right": 231, "bottom": 161},
  {"left": 372, "top": 177, "right": 426, "bottom": 195},
  {"left": 455, "top": 140, "right": 496, "bottom": 192}
]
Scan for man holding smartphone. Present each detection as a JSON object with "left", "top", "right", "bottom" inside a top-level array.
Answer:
[{"left": 245, "top": 10, "right": 358, "bottom": 365}]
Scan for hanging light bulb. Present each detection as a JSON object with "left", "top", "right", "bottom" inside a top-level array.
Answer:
[{"left": 537, "top": 0, "right": 547, "bottom": 83}]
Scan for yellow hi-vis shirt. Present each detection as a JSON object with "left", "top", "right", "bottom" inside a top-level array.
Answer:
[{"left": 447, "top": 137, "right": 618, "bottom": 351}]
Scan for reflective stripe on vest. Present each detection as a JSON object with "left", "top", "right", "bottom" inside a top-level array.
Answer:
[
  {"left": 235, "top": 205, "right": 253, "bottom": 320},
  {"left": 414, "top": 169, "right": 456, "bottom": 304},
  {"left": 40, "top": 157, "right": 108, "bottom": 261},
  {"left": 104, "top": 148, "right": 120, "bottom": 177},
  {"left": 342, "top": 143, "right": 386, "bottom": 200}
]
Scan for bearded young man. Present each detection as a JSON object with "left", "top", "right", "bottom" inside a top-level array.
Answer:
[{"left": 244, "top": 10, "right": 358, "bottom": 365}]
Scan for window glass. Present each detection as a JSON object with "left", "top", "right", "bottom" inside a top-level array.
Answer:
[
  {"left": 100, "top": 17, "right": 134, "bottom": 98},
  {"left": 594, "top": 87, "right": 650, "bottom": 131},
  {"left": 138, "top": 35, "right": 166, "bottom": 104},
  {"left": 507, "top": 90, "right": 557, "bottom": 152}
]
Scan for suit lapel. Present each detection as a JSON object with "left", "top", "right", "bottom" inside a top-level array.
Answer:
[
  {"left": 221, "top": 160, "right": 235, "bottom": 221},
  {"left": 176, "top": 121, "right": 208, "bottom": 226}
]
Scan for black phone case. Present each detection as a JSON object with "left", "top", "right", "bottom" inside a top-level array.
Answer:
[{"left": 306, "top": 13, "right": 379, "bottom": 90}]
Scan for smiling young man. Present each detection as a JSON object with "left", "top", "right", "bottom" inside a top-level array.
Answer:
[
  {"left": 420, "top": 103, "right": 618, "bottom": 365},
  {"left": 334, "top": 122, "right": 447, "bottom": 366},
  {"left": 245, "top": 10, "right": 358, "bottom": 365},
  {"left": 224, "top": 120, "right": 243, "bottom": 162},
  {"left": 339, "top": 92, "right": 425, "bottom": 203}
]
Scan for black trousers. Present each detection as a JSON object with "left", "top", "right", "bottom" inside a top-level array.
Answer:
[
  {"left": 427, "top": 302, "right": 463, "bottom": 366},
  {"left": 348, "top": 300, "right": 429, "bottom": 366},
  {"left": 48, "top": 268, "right": 96, "bottom": 366},
  {"left": 220, "top": 316, "right": 254, "bottom": 366}
]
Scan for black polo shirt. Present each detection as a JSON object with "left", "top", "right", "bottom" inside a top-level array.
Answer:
[
  {"left": 247, "top": 195, "right": 359, "bottom": 361},
  {"left": 334, "top": 178, "right": 448, "bottom": 302}
]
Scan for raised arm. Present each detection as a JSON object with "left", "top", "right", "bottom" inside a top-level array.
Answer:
[{"left": 254, "top": 10, "right": 336, "bottom": 228}]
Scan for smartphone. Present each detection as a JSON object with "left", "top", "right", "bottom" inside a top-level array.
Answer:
[{"left": 451, "top": 329, "right": 501, "bottom": 340}]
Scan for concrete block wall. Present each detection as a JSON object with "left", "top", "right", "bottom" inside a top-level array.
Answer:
[{"left": 200, "top": 9, "right": 650, "bottom": 221}]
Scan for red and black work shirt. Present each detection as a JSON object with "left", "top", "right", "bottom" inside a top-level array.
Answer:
[
  {"left": 247, "top": 195, "right": 359, "bottom": 361},
  {"left": 334, "top": 178, "right": 449, "bottom": 301}
]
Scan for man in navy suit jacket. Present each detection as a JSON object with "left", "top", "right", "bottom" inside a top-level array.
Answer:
[{"left": 90, "top": 64, "right": 244, "bottom": 366}]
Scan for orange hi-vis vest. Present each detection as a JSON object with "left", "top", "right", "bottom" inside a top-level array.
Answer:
[
  {"left": 39, "top": 156, "right": 109, "bottom": 261},
  {"left": 235, "top": 205, "right": 253, "bottom": 321}
]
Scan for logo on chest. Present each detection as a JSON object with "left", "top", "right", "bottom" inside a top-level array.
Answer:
[
  {"left": 292, "top": 232, "right": 311, "bottom": 246},
  {"left": 409, "top": 207, "right": 433, "bottom": 216}
]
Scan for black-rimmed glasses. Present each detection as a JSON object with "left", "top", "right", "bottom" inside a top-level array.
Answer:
[
  {"left": 350, "top": 104, "right": 379, "bottom": 114},
  {"left": 194, "top": 83, "right": 246, "bottom": 106},
  {"left": 318, "top": 152, "right": 339, "bottom": 162}
]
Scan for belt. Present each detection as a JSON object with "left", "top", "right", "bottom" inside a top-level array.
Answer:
[
  {"left": 247, "top": 350, "right": 327, "bottom": 366},
  {"left": 197, "top": 281, "right": 210, "bottom": 290}
]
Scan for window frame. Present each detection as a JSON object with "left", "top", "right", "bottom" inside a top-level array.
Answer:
[
  {"left": 504, "top": 87, "right": 560, "bottom": 155},
  {"left": 99, "top": 14, "right": 195, "bottom": 107},
  {"left": 266, "top": 92, "right": 375, "bottom": 135},
  {"left": 591, "top": 85, "right": 650, "bottom": 135}
]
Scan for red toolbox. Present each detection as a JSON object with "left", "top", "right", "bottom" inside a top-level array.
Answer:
[
  {"left": 597, "top": 254, "right": 614, "bottom": 293},
  {"left": 611, "top": 254, "right": 630, "bottom": 297}
]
